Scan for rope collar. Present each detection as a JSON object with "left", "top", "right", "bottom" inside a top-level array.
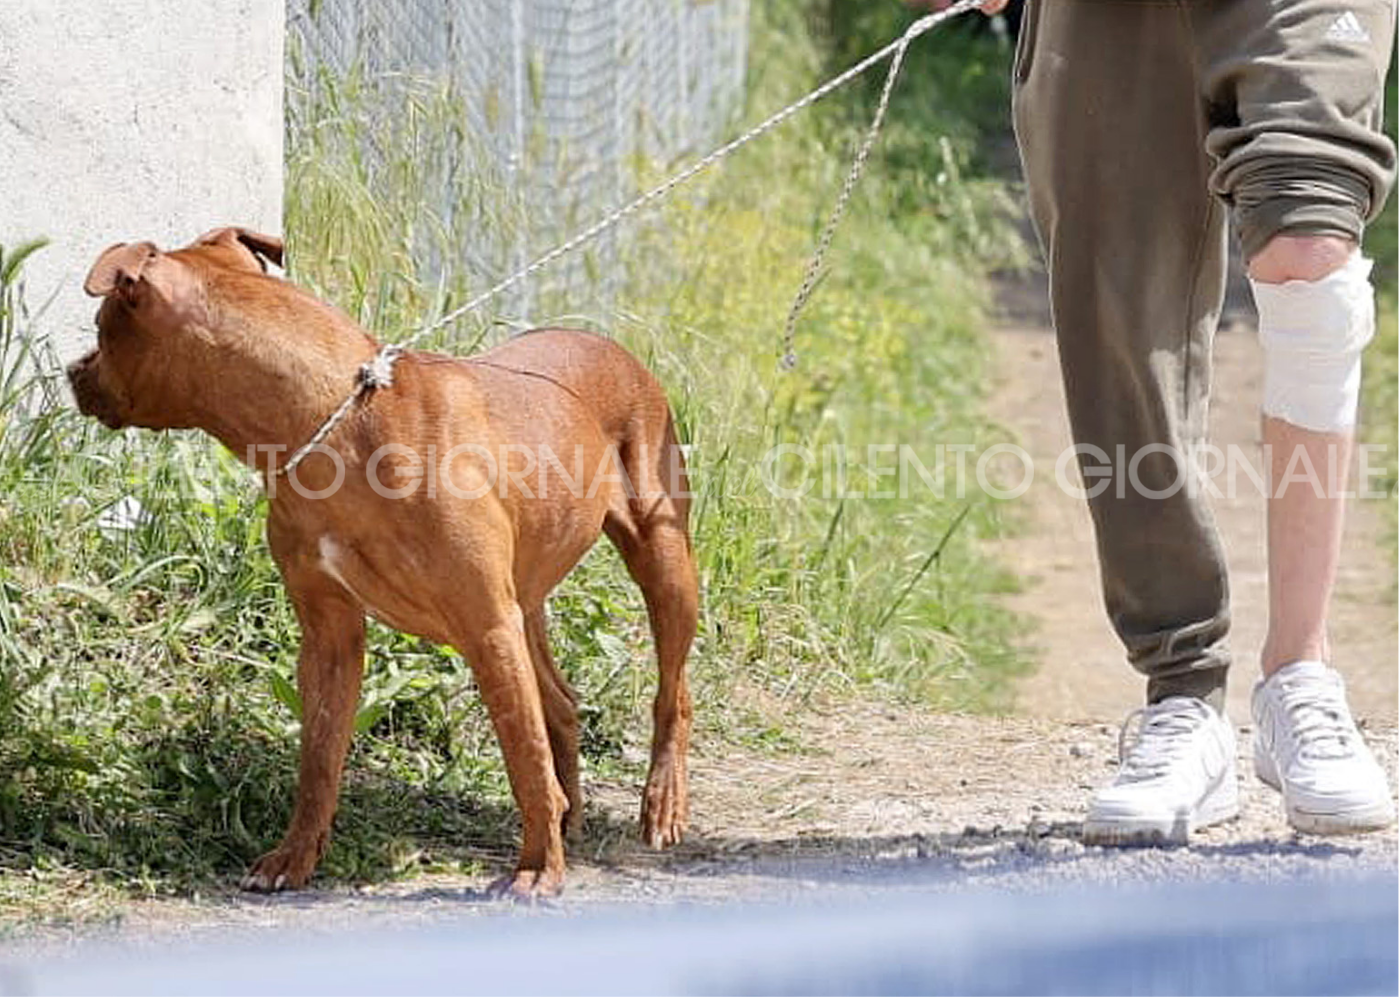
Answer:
[{"left": 272, "top": 345, "right": 401, "bottom": 478}]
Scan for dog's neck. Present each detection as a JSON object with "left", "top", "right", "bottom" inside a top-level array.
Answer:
[{"left": 191, "top": 289, "right": 381, "bottom": 468}]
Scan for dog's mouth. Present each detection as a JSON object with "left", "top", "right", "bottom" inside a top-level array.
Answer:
[{"left": 67, "top": 352, "right": 127, "bottom": 429}]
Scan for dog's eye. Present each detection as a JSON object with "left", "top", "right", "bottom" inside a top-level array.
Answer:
[{"left": 94, "top": 308, "right": 136, "bottom": 345}]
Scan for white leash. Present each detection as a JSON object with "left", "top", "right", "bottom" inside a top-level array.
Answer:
[
  {"left": 275, "top": 0, "right": 981, "bottom": 477},
  {"left": 779, "top": 3, "right": 960, "bottom": 370}
]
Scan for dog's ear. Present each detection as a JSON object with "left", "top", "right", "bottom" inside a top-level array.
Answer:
[
  {"left": 196, "top": 226, "right": 285, "bottom": 271},
  {"left": 235, "top": 229, "right": 285, "bottom": 269},
  {"left": 84, "top": 242, "right": 161, "bottom": 298}
]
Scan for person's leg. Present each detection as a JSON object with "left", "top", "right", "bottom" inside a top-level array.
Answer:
[
  {"left": 1013, "top": 0, "right": 1238, "bottom": 845},
  {"left": 1248, "top": 236, "right": 1393, "bottom": 832},
  {"left": 1013, "top": 0, "right": 1232, "bottom": 712},
  {"left": 1198, "top": 0, "right": 1396, "bottom": 832},
  {"left": 1249, "top": 234, "right": 1359, "bottom": 675},
  {"left": 1262, "top": 415, "right": 1350, "bottom": 670}
]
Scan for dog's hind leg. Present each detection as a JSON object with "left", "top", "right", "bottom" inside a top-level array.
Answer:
[
  {"left": 604, "top": 418, "right": 698, "bottom": 849},
  {"left": 522, "top": 605, "right": 584, "bottom": 839}
]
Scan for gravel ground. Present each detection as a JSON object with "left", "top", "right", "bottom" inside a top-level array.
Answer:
[{"left": 1, "top": 704, "right": 1393, "bottom": 971}]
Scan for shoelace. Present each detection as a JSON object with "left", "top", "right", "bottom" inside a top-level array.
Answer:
[
  {"left": 1275, "top": 678, "right": 1356, "bottom": 760},
  {"left": 1117, "top": 700, "right": 1211, "bottom": 780}
]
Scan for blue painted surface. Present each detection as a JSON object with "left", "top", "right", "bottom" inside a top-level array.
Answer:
[{"left": 27, "top": 874, "right": 1398, "bottom": 995}]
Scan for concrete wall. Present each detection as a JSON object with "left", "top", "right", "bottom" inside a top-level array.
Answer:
[{"left": 0, "top": 1, "right": 284, "bottom": 363}]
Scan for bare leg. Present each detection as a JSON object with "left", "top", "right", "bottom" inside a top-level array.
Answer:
[
  {"left": 1261, "top": 419, "right": 1351, "bottom": 672},
  {"left": 1249, "top": 234, "right": 1356, "bottom": 676}
]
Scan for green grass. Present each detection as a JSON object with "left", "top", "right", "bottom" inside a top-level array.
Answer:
[{"left": 0, "top": 0, "right": 1024, "bottom": 913}]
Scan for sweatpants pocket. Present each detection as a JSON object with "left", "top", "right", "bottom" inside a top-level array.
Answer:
[{"left": 1014, "top": 0, "right": 1041, "bottom": 84}]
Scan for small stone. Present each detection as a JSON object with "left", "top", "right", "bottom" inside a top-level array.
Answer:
[{"left": 1069, "top": 742, "right": 1092, "bottom": 758}]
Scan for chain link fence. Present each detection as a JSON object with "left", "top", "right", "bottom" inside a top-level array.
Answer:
[{"left": 286, "top": 0, "right": 748, "bottom": 323}]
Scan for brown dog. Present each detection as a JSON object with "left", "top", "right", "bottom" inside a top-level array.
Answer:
[{"left": 68, "top": 227, "right": 697, "bottom": 897}]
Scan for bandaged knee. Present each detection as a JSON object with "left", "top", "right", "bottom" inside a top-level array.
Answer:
[{"left": 1251, "top": 250, "right": 1375, "bottom": 433}]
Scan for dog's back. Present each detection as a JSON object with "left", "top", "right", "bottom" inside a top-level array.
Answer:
[
  {"left": 477, "top": 329, "right": 672, "bottom": 441},
  {"left": 437, "top": 328, "right": 690, "bottom": 520}
]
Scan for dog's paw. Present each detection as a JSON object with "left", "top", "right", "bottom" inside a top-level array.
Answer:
[
  {"left": 562, "top": 800, "right": 585, "bottom": 841},
  {"left": 487, "top": 867, "right": 565, "bottom": 903},
  {"left": 241, "top": 845, "right": 318, "bottom": 893},
  {"left": 641, "top": 759, "right": 688, "bottom": 849}
]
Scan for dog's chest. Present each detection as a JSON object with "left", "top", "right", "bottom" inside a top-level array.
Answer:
[
  {"left": 312, "top": 534, "right": 457, "bottom": 643},
  {"left": 317, "top": 535, "right": 371, "bottom": 607}
]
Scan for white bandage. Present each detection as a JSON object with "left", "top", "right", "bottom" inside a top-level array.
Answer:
[{"left": 1251, "top": 251, "right": 1375, "bottom": 434}]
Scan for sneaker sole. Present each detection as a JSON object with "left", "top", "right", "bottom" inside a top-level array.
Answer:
[
  {"left": 1082, "top": 774, "right": 1240, "bottom": 847},
  {"left": 1254, "top": 746, "right": 1397, "bottom": 835},
  {"left": 1284, "top": 803, "right": 1397, "bottom": 835}
]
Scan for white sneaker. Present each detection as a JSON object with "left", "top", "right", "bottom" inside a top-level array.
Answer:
[
  {"left": 1082, "top": 696, "right": 1239, "bottom": 846},
  {"left": 1252, "top": 661, "right": 1396, "bottom": 834}
]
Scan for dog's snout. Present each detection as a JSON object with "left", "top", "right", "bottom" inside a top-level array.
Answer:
[
  {"left": 67, "top": 349, "right": 97, "bottom": 378},
  {"left": 66, "top": 350, "right": 99, "bottom": 399},
  {"left": 67, "top": 351, "right": 124, "bottom": 428}
]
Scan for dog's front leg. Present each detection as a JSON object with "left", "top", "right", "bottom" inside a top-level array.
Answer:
[
  {"left": 243, "top": 584, "right": 365, "bottom": 892},
  {"left": 459, "top": 606, "right": 569, "bottom": 900}
]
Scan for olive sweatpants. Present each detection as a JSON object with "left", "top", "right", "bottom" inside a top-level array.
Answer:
[{"left": 1012, "top": 0, "right": 1396, "bottom": 707}]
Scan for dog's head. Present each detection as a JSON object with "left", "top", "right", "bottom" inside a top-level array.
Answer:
[{"left": 67, "top": 227, "right": 285, "bottom": 430}]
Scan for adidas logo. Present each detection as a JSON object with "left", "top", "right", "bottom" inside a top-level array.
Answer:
[{"left": 1325, "top": 11, "right": 1370, "bottom": 43}]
